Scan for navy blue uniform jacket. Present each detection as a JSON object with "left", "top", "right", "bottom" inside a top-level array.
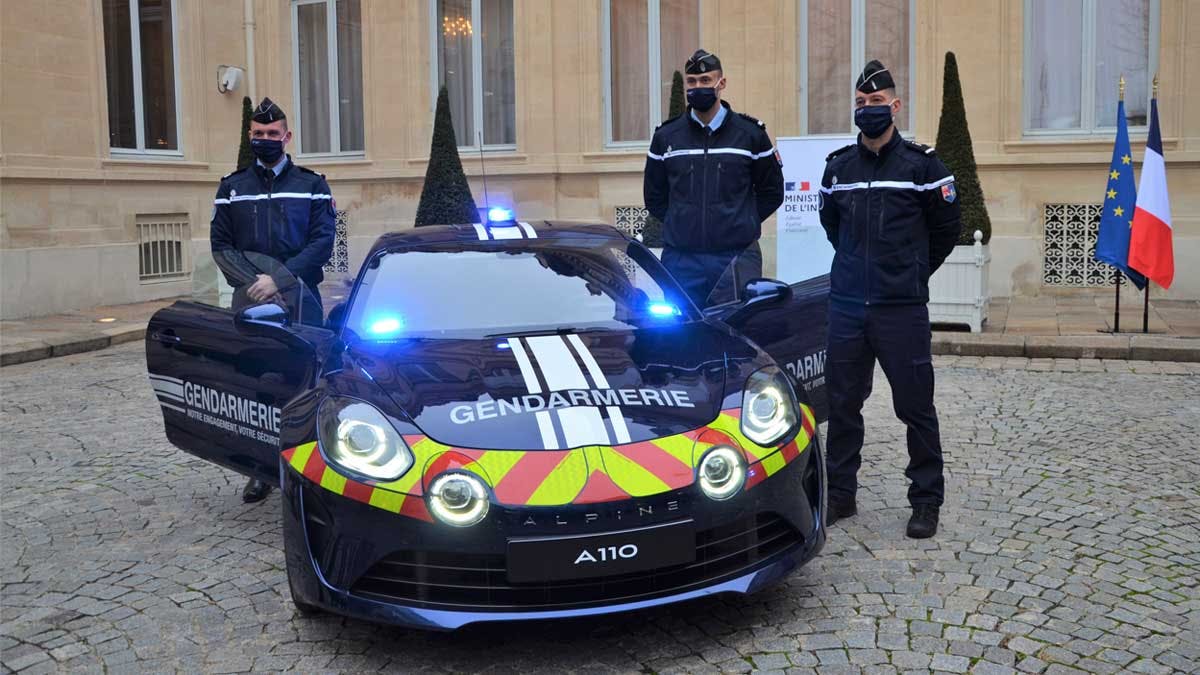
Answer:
[
  {"left": 643, "top": 102, "right": 784, "bottom": 252},
  {"left": 818, "top": 132, "right": 962, "bottom": 306},
  {"left": 210, "top": 158, "right": 335, "bottom": 293}
]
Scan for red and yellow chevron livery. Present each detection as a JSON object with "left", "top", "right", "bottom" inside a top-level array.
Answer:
[{"left": 281, "top": 404, "right": 817, "bottom": 521}]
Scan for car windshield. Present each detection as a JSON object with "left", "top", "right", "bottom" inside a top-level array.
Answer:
[{"left": 343, "top": 239, "right": 696, "bottom": 340}]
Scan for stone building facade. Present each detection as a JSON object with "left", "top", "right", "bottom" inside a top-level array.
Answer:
[{"left": 1, "top": 0, "right": 1196, "bottom": 319}]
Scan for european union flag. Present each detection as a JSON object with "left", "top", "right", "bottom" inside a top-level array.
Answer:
[{"left": 1093, "top": 99, "right": 1146, "bottom": 290}]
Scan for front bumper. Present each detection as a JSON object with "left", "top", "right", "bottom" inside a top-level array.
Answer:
[{"left": 281, "top": 435, "right": 827, "bottom": 630}]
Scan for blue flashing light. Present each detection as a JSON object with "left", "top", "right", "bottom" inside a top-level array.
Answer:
[
  {"left": 648, "top": 302, "right": 680, "bottom": 317},
  {"left": 487, "top": 207, "right": 515, "bottom": 223},
  {"left": 496, "top": 341, "right": 511, "bottom": 350},
  {"left": 368, "top": 316, "right": 404, "bottom": 336}
]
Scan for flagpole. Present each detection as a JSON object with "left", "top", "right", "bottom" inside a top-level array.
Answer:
[
  {"left": 1112, "top": 75, "right": 1125, "bottom": 335},
  {"left": 1142, "top": 74, "right": 1159, "bottom": 334}
]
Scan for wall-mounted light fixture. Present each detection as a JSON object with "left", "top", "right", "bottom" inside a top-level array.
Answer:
[{"left": 217, "top": 65, "right": 245, "bottom": 94}]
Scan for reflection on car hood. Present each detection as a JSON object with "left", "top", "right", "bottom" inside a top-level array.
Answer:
[{"left": 347, "top": 323, "right": 750, "bottom": 451}]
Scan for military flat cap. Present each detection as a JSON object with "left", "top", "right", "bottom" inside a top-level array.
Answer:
[
  {"left": 856, "top": 59, "right": 895, "bottom": 93},
  {"left": 685, "top": 49, "right": 721, "bottom": 74},
  {"left": 252, "top": 97, "right": 287, "bottom": 124}
]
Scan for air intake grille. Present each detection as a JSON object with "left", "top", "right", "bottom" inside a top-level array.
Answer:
[{"left": 347, "top": 513, "right": 802, "bottom": 611}]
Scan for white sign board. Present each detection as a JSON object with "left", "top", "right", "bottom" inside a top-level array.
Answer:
[{"left": 775, "top": 136, "right": 855, "bottom": 284}]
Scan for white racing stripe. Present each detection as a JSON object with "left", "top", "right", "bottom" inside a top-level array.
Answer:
[
  {"left": 488, "top": 225, "right": 524, "bottom": 240},
  {"left": 525, "top": 336, "right": 612, "bottom": 447},
  {"left": 159, "top": 401, "right": 187, "bottom": 414},
  {"left": 472, "top": 223, "right": 489, "bottom": 241},
  {"left": 518, "top": 221, "right": 537, "bottom": 238},
  {"left": 509, "top": 337, "right": 560, "bottom": 449},
  {"left": 151, "top": 380, "right": 184, "bottom": 397},
  {"left": 566, "top": 334, "right": 632, "bottom": 444},
  {"left": 149, "top": 374, "right": 183, "bottom": 384},
  {"left": 155, "top": 391, "right": 186, "bottom": 404}
]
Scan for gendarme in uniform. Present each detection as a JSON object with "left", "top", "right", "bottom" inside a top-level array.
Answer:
[
  {"left": 209, "top": 97, "right": 335, "bottom": 504},
  {"left": 818, "top": 60, "right": 962, "bottom": 539},
  {"left": 644, "top": 49, "right": 784, "bottom": 307},
  {"left": 211, "top": 98, "right": 335, "bottom": 316}
]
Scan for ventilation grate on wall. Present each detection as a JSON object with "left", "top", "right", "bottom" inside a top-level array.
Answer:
[
  {"left": 323, "top": 209, "right": 350, "bottom": 274},
  {"left": 613, "top": 205, "right": 649, "bottom": 239},
  {"left": 1042, "top": 203, "right": 1124, "bottom": 287},
  {"left": 137, "top": 214, "right": 190, "bottom": 282}
]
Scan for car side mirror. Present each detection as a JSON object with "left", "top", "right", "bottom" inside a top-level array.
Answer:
[
  {"left": 235, "top": 303, "right": 313, "bottom": 351},
  {"left": 723, "top": 278, "right": 792, "bottom": 327}
]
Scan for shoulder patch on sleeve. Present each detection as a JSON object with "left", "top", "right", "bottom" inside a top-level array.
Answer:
[
  {"left": 734, "top": 111, "right": 763, "bottom": 127},
  {"left": 825, "top": 144, "right": 855, "bottom": 163},
  {"left": 904, "top": 140, "right": 935, "bottom": 156}
]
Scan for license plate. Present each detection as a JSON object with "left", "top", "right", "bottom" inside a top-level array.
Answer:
[{"left": 507, "top": 520, "right": 695, "bottom": 583}]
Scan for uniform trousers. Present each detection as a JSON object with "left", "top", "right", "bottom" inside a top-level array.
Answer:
[{"left": 825, "top": 300, "right": 944, "bottom": 506}]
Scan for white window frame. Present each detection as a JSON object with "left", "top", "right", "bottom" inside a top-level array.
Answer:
[
  {"left": 107, "top": 0, "right": 184, "bottom": 158},
  {"left": 1022, "top": 0, "right": 1160, "bottom": 137},
  {"left": 797, "top": 0, "right": 916, "bottom": 136},
  {"left": 427, "top": 0, "right": 517, "bottom": 152},
  {"left": 600, "top": 0, "right": 701, "bottom": 149},
  {"left": 291, "top": 0, "right": 365, "bottom": 159}
]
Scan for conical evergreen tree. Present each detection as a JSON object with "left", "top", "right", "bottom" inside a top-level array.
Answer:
[
  {"left": 935, "top": 52, "right": 991, "bottom": 245},
  {"left": 236, "top": 96, "right": 254, "bottom": 170},
  {"left": 668, "top": 70, "right": 686, "bottom": 119},
  {"left": 415, "top": 86, "right": 480, "bottom": 225},
  {"left": 641, "top": 70, "right": 687, "bottom": 248}
]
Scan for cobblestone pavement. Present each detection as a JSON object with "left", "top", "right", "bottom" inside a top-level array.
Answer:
[{"left": 2, "top": 344, "right": 1199, "bottom": 674}]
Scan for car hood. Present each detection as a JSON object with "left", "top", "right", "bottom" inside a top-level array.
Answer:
[{"left": 346, "top": 323, "right": 749, "bottom": 451}]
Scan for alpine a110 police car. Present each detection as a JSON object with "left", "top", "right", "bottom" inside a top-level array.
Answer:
[{"left": 146, "top": 212, "right": 831, "bottom": 630}]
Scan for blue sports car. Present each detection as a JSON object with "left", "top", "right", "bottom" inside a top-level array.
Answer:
[{"left": 146, "top": 215, "right": 831, "bottom": 630}]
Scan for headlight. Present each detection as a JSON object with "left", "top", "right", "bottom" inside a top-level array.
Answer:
[
  {"left": 698, "top": 446, "right": 746, "bottom": 500},
  {"left": 428, "top": 473, "right": 489, "bottom": 527},
  {"left": 740, "top": 366, "right": 799, "bottom": 446},
  {"left": 317, "top": 397, "right": 414, "bottom": 481}
]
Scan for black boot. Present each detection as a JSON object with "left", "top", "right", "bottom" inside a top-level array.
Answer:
[
  {"left": 242, "top": 478, "right": 273, "bottom": 503},
  {"left": 826, "top": 494, "right": 857, "bottom": 527},
  {"left": 906, "top": 504, "right": 939, "bottom": 539}
]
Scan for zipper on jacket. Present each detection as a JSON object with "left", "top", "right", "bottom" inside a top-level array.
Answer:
[
  {"left": 864, "top": 159, "right": 875, "bottom": 306},
  {"left": 700, "top": 130, "right": 712, "bottom": 247}
]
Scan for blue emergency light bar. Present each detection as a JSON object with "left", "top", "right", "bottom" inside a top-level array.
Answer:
[
  {"left": 368, "top": 316, "right": 404, "bottom": 336},
  {"left": 487, "top": 207, "right": 515, "bottom": 223},
  {"left": 648, "top": 302, "right": 681, "bottom": 317}
]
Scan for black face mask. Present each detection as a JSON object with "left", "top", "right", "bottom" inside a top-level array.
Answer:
[
  {"left": 854, "top": 104, "right": 895, "bottom": 139},
  {"left": 686, "top": 87, "right": 718, "bottom": 113},
  {"left": 251, "top": 138, "right": 285, "bottom": 165}
]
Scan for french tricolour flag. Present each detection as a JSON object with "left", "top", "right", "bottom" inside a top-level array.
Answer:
[{"left": 1128, "top": 98, "right": 1174, "bottom": 289}]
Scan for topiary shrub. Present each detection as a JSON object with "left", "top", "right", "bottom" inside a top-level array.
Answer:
[
  {"left": 668, "top": 70, "right": 686, "bottom": 119},
  {"left": 415, "top": 86, "right": 480, "bottom": 226},
  {"left": 934, "top": 52, "right": 991, "bottom": 245},
  {"left": 236, "top": 96, "right": 254, "bottom": 171}
]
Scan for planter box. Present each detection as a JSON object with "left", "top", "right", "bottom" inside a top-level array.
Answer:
[{"left": 929, "top": 230, "right": 990, "bottom": 332}]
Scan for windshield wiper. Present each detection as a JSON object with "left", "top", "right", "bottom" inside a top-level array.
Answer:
[{"left": 483, "top": 326, "right": 612, "bottom": 340}]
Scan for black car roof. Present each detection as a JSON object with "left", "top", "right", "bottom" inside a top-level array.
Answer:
[{"left": 367, "top": 221, "right": 631, "bottom": 256}]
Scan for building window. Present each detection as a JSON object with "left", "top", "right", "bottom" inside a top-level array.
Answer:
[
  {"left": 1024, "top": 0, "right": 1159, "bottom": 134},
  {"left": 102, "top": 0, "right": 181, "bottom": 153},
  {"left": 293, "top": 0, "right": 365, "bottom": 155},
  {"left": 603, "top": 0, "right": 700, "bottom": 145},
  {"left": 431, "top": 0, "right": 516, "bottom": 149},
  {"left": 800, "top": 0, "right": 914, "bottom": 135}
]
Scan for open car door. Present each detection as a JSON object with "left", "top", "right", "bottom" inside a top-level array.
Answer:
[
  {"left": 702, "top": 251, "right": 830, "bottom": 423},
  {"left": 145, "top": 252, "right": 331, "bottom": 485}
]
